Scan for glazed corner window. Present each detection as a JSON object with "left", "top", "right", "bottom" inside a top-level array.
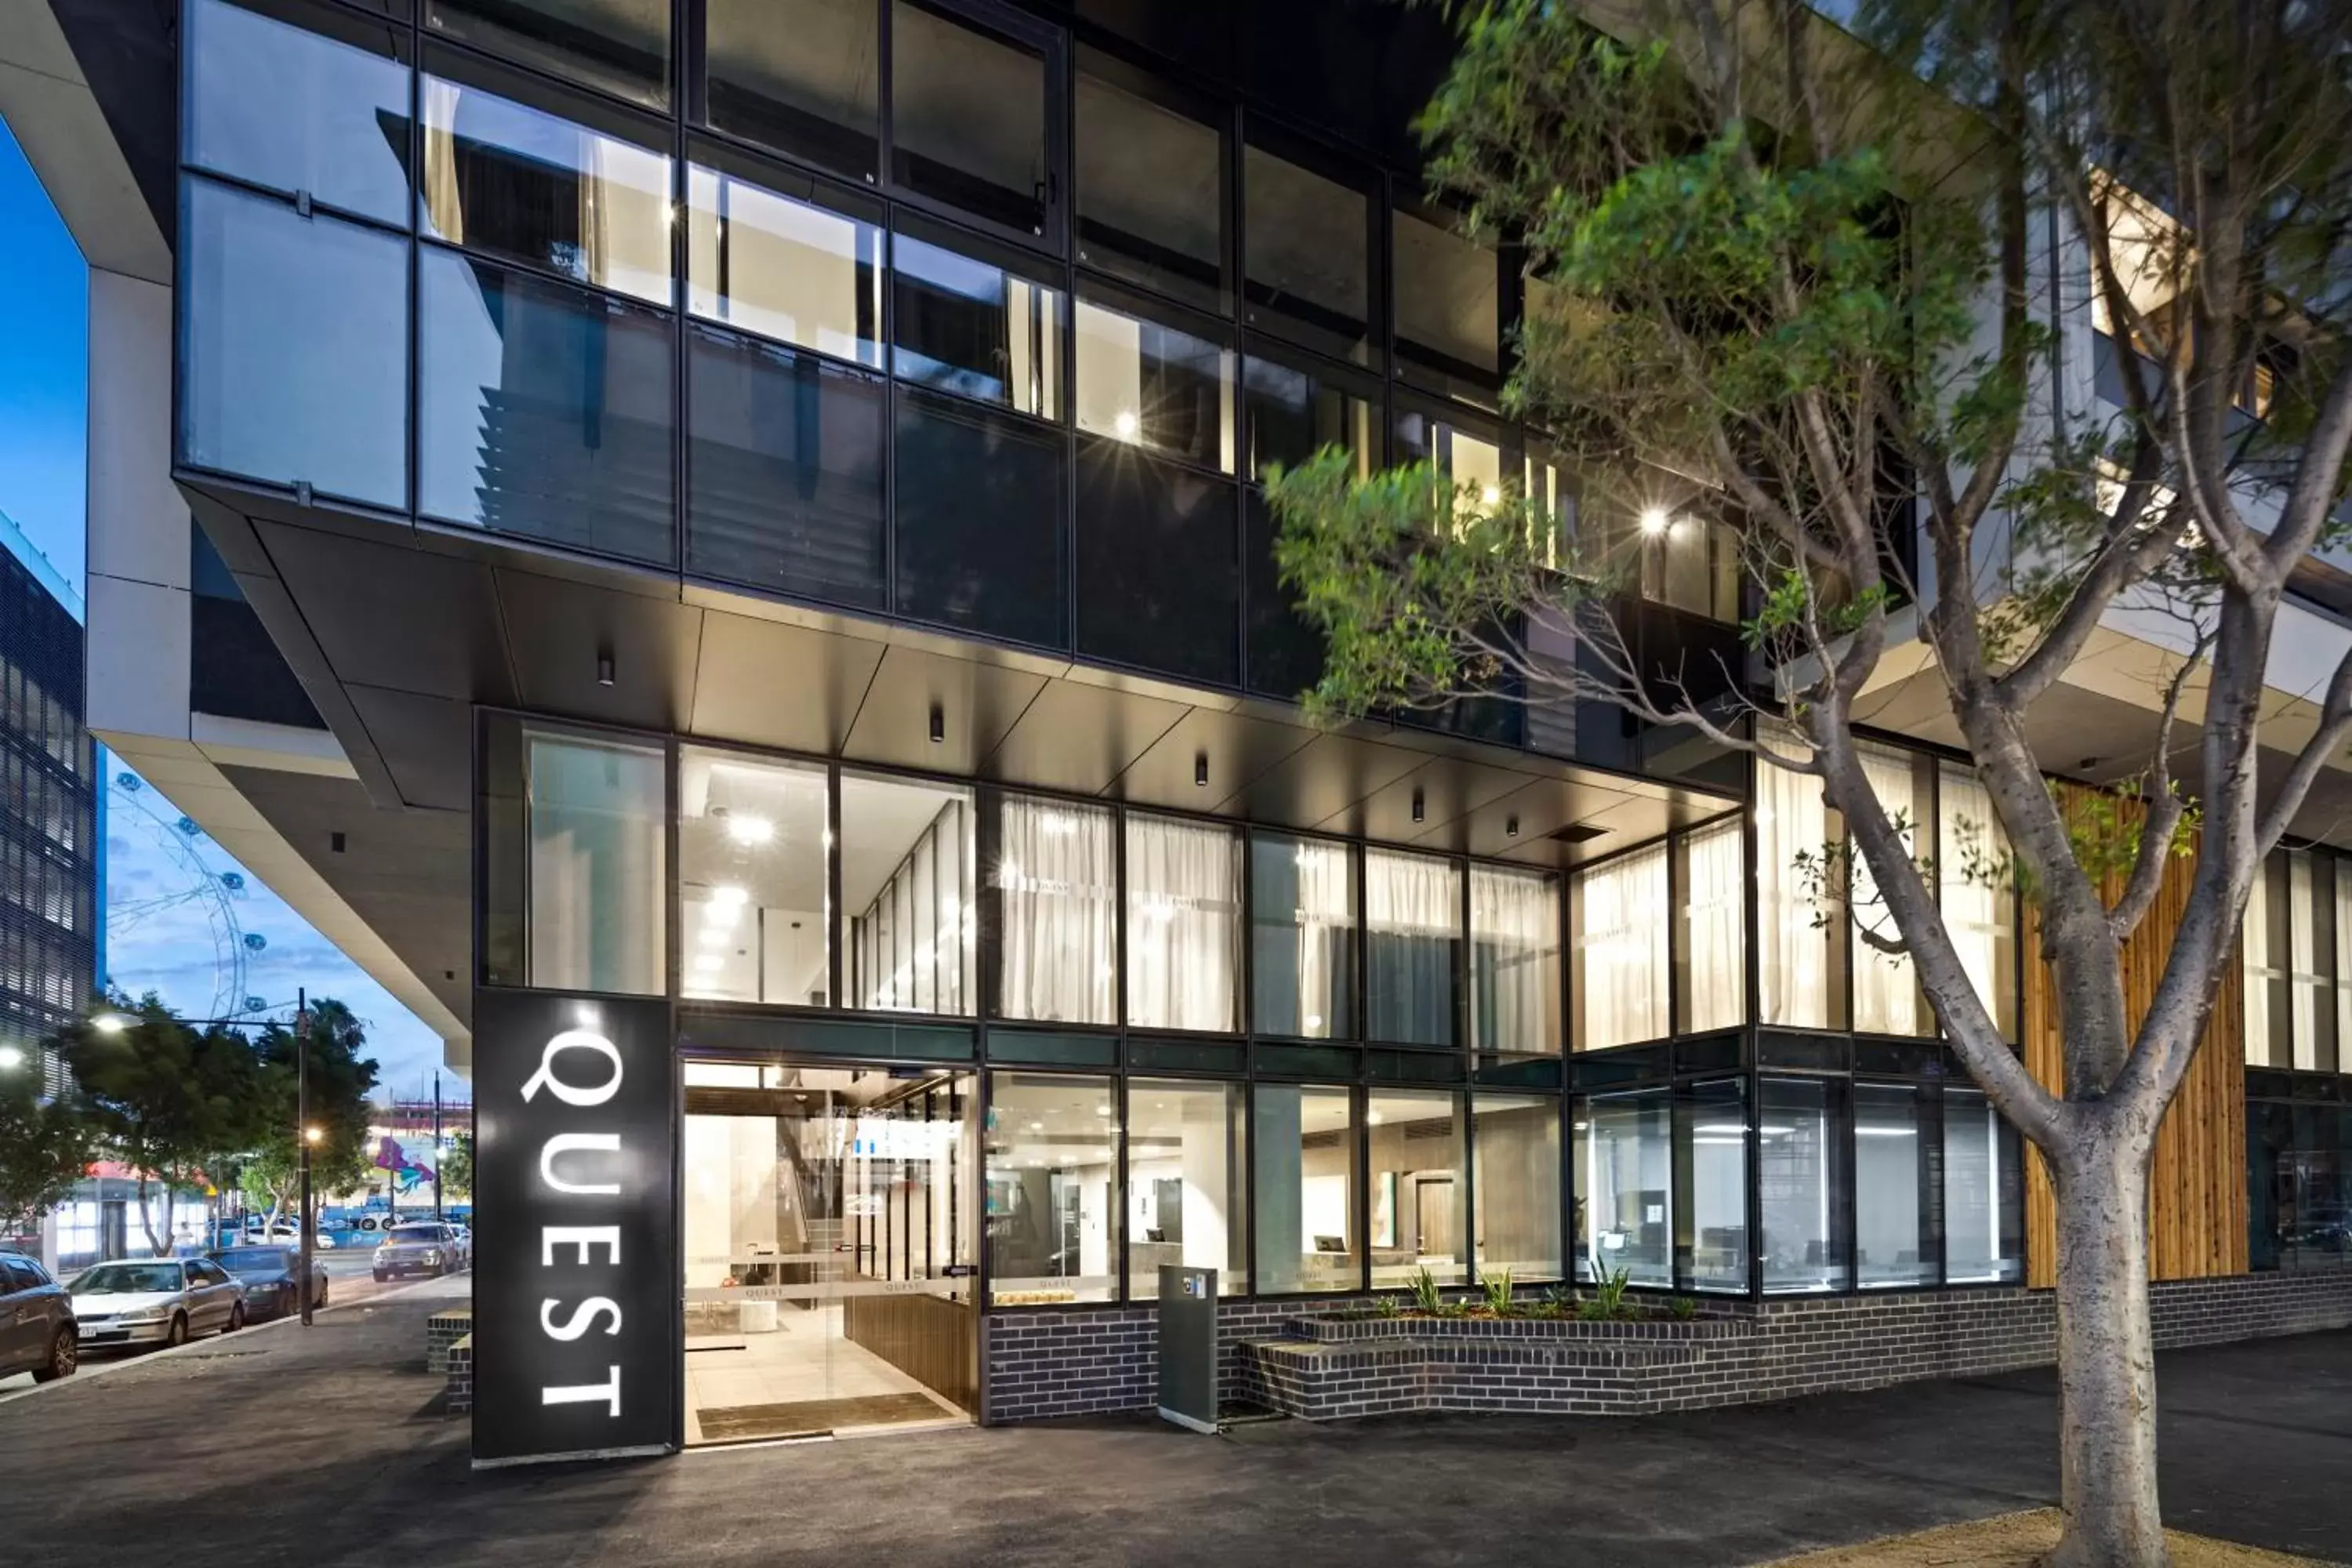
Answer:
[
  {"left": 1364, "top": 849, "right": 1461, "bottom": 1047},
  {"left": 986, "top": 1073, "right": 1117, "bottom": 1305},
  {"left": 1855, "top": 1083, "right": 1938, "bottom": 1290},
  {"left": 1243, "top": 144, "right": 1370, "bottom": 365},
  {"left": 1368, "top": 1090, "right": 1466, "bottom": 1287},
  {"left": 1472, "top": 1094, "right": 1562, "bottom": 1283},
  {"left": 686, "top": 162, "right": 884, "bottom": 367},
  {"left": 1470, "top": 865, "right": 1560, "bottom": 1054},
  {"left": 418, "top": 71, "right": 673, "bottom": 308},
  {"left": 1755, "top": 740, "right": 1844, "bottom": 1029},
  {"left": 891, "top": 219, "right": 1065, "bottom": 418},
  {"left": 1127, "top": 1080, "right": 1247, "bottom": 1297},
  {"left": 1074, "top": 294, "right": 1235, "bottom": 472},
  {"left": 1759, "top": 1076, "right": 1848, "bottom": 1294},
  {"left": 1250, "top": 833, "right": 1356, "bottom": 1040},
  {"left": 1938, "top": 763, "right": 2018, "bottom": 1041},
  {"left": 680, "top": 749, "right": 829, "bottom": 1007},
  {"left": 842, "top": 774, "right": 975, "bottom": 1015},
  {"left": 1573, "top": 1088, "right": 1671, "bottom": 1286},
  {"left": 1252, "top": 1083, "right": 1359, "bottom": 1293},
  {"left": 1944, "top": 1087, "right": 2024, "bottom": 1283},
  {"left": 996, "top": 796, "right": 1114, "bottom": 1025},
  {"left": 1676, "top": 818, "right": 1746, "bottom": 1035},
  {"left": 1124, "top": 815, "right": 1241, "bottom": 1032},
  {"left": 426, "top": 0, "right": 670, "bottom": 110},
  {"left": 1852, "top": 743, "right": 1933, "bottom": 1036},
  {"left": 1392, "top": 208, "right": 1498, "bottom": 394},
  {"left": 482, "top": 720, "right": 665, "bottom": 995},
  {"left": 704, "top": 0, "right": 880, "bottom": 177},
  {"left": 890, "top": 0, "right": 1050, "bottom": 238},
  {"left": 1074, "top": 60, "right": 1225, "bottom": 311},
  {"left": 1683, "top": 1078, "right": 1749, "bottom": 1294},
  {"left": 1570, "top": 844, "right": 1668, "bottom": 1051}
]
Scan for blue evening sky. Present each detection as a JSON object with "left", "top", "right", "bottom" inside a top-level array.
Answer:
[{"left": 0, "top": 116, "right": 453, "bottom": 1103}]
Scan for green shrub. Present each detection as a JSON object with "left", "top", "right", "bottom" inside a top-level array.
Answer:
[
  {"left": 1410, "top": 1265, "right": 1444, "bottom": 1316},
  {"left": 1480, "top": 1267, "right": 1515, "bottom": 1316},
  {"left": 1669, "top": 1296, "right": 1700, "bottom": 1321}
]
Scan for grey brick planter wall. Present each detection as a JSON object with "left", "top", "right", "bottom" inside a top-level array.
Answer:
[
  {"left": 980, "top": 1269, "right": 2352, "bottom": 1424},
  {"left": 426, "top": 1308, "right": 473, "bottom": 1375},
  {"left": 445, "top": 1334, "right": 473, "bottom": 1414}
]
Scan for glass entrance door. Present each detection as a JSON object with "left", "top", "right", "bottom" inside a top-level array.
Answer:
[{"left": 682, "top": 1060, "right": 977, "bottom": 1446}]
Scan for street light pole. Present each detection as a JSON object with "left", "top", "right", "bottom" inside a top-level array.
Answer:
[
  {"left": 296, "top": 988, "right": 313, "bottom": 1328},
  {"left": 433, "top": 1072, "right": 444, "bottom": 1223}
]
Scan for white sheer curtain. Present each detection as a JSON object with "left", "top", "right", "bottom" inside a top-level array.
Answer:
[
  {"left": 1938, "top": 764, "right": 2015, "bottom": 1036},
  {"left": 1575, "top": 843, "right": 1668, "bottom": 1049},
  {"left": 1755, "top": 741, "right": 1831, "bottom": 1028},
  {"left": 1853, "top": 743, "right": 1924, "bottom": 1035},
  {"left": 1472, "top": 866, "right": 1561, "bottom": 1052},
  {"left": 1682, "top": 818, "right": 1745, "bottom": 1033},
  {"left": 997, "top": 797, "right": 1115, "bottom": 1024},
  {"left": 1366, "top": 850, "right": 1461, "bottom": 1045},
  {"left": 1126, "top": 815, "right": 1241, "bottom": 1031},
  {"left": 1272, "top": 838, "right": 1353, "bottom": 1038}
]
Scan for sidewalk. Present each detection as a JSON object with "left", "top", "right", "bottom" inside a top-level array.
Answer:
[{"left": 1, "top": 1291, "right": 2344, "bottom": 1567}]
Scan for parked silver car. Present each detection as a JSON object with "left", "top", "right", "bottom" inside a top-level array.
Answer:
[
  {"left": 68, "top": 1258, "right": 245, "bottom": 1349},
  {"left": 372, "top": 1222, "right": 465, "bottom": 1282},
  {"left": 0, "top": 1253, "right": 77, "bottom": 1382}
]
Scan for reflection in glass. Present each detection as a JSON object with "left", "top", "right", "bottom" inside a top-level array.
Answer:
[
  {"left": 1124, "top": 815, "right": 1241, "bottom": 1032},
  {"left": 892, "top": 228, "right": 1063, "bottom": 417},
  {"left": 1939, "top": 763, "right": 2018, "bottom": 1040},
  {"left": 1572, "top": 844, "right": 1668, "bottom": 1050},
  {"left": 1127, "top": 1080, "right": 1247, "bottom": 1296},
  {"left": 419, "top": 75, "right": 673, "bottom": 306},
  {"left": 181, "top": 182, "right": 409, "bottom": 510},
  {"left": 1075, "top": 65, "right": 1223, "bottom": 309},
  {"left": 894, "top": 389, "right": 1066, "bottom": 647},
  {"left": 1253, "top": 1083, "right": 1358, "bottom": 1292},
  {"left": 1397, "top": 406, "right": 1504, "bottom": 506},
  {"left": 987, "top": 1073, "right": 1117, "bottom": 1304},
  {"left": 680, "top": 749, "right": 830, "bottom": 1006},
  {"left": 524, "top": 728, "right": 665, "bottom": 995},
  {"left": 1250, "top": 833, "right": 1355, "bottom": 1040},
  {"left": 1944, "top": 1087, "right": 2024, "bottom": 1283},
  {"left": 426, "top": 0, "right": 670, "bottom": 109},
  {"left": 419, "top": 250, "right": 676, "bottom": 563},
  {"left": 1473, "top": 1094, "right": 1561, "bottom": 1283},
  {"left": 842, "top": 775, "right": 975, "bottom": 1014},
  {"left": 186, "top": 0, "right": 411, "bottom": 223},
  {"left": 1393, "top": 209, "right": 1498, "bottom": 387},
  {"left": 1760, "top": 1076, "right": 1847, "bottom": 1293},
  {"left": 686, "top": 327, "right": 886, "bottom": 608},
  {"left": 1369, "top": 1091, "right": 1466, "bottom": 1287},
  {"left": 1074, "top": 298, "right": 1232, "bottom": 471},
  {"left": 1575, "top": 1089, "right": 1671, "bottom": 1287},
  {"left": 997, "top": 796, "right": 1115, "bottom": 1025},
  {"left": 1678, "top": 819, "right": 1747, "bottom": 1035},
  {"left": 1685, "top": 1078, "right": 1750, "bottom": 1293},
  {"left": 1856, "top": 1083, "right": 1936, "bottom": 1288},
  {"left": 1243, "top": 146, "right": 1368, "bottom": 361},
  {"left": 1365, "top": 850, "right": 1460, "bottom": 1047},
  {"left": 891, "top": 1, "right": 1047, "bottom": 236},
  {"left": 1241, "top": 356, "right": 1373, "bottom": 481},
  {"left": 706, "top": 0, "right": 880, "bottom": 175},
  {"left": 1244, "top": 492, "right": 1328, "bottom": 702},
  {"left": 1073, "top": 441, "right": 1239, "bottom": 686},
  {"left": 687, "top": 165, "right": 884, "bottom": 366},
  {"left": 1471, "top": 866, "right": 1560, "bottom": 1054}
]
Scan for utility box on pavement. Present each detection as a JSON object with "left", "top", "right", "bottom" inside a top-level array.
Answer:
[{"left": 1156, "top": 1265, "right": 1218, "bottom": 1433}]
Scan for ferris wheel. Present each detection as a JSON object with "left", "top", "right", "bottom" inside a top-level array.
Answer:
[{"left": 106, "top": 769, "right": 273, "bottom": 1022}]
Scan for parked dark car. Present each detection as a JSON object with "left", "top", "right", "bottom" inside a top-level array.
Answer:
[
  {"left": 0, "top": 1253, "right": 76, "bottom": 1383},
  {"left": 209, "top": 1246, "right": 328, "bottom": 1322}
]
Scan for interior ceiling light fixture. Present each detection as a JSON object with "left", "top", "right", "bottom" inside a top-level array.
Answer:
[
  {"left": 1195, "top": 752, "right": 1209, "bottom": 787},
  {"left": 595, "top": 646, "right": 616, "bottom": 686},
  {"left": 1411, "top": 787, "right": 1425, "bottom": 824},
  {"left": 725, "top": 814, "right": 775, "bottom": 846},
  {"left": 929, "top": 702, "right": 946, "bottom": 744}
]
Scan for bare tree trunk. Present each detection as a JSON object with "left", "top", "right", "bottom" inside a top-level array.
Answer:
[
  {"left": 136, "top": 1168, "right": 165, "bottom": 1258},
  {"left": 2049, "top": 1128, "right": 2167, "bottom": 1568}
]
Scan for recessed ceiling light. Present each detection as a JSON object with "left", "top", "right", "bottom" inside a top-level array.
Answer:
[
  {"left": 712, "top": 884, "right": 750, "bottom": 907},
  {"left": 692, "top": 953, "right": 724, "bottom": 973}
]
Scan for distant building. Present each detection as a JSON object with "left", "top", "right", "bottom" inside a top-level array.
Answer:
[{"left": 0, "top": 511, "right": 96, "bottom": 1099}]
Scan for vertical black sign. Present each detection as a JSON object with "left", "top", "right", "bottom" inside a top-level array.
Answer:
[{"left": 472, "top": 989, "right": 676, "bottom": 1465}]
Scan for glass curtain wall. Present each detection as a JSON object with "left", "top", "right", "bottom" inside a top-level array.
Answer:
[
  {"left": 1254, "top": 1084, "right": 1359, "bottom": 1292},
  {"left": 1575, "top": 1089, "right": 1672, "bottom": 1287},
  {"left": 521, "top": 728, "right": 666, "bottom": 994},
  {"left": 1368, "top": 1091, "right": 1468, "bottom": 1287},
  {"left": 1853, "top": 1083, "right": 1937, "bottom": 1288},
  {"left": 1943, "top": 1087, "right": 2024, "bottom": 1283},
  {"left": 986, "top": 1073, "right": 1118, "bottom": 1304},
  {"left": 1755, "top": 743, "right": 1841, "bottom": 1028},
  {"left": 1250, "top": 833, "right": 1355, "bottom": 1039},
  {"left": 1938, "top": 764, "right": 2019, "bottom": 1040},
  {"left": 996, "top": 796, "right": 1115, "bottom": 1025},
  {"left": 1472, "top": 1094, "right": 1561, "bottom": 1283},
  {"left": 1852, "top": 743, "right": 1931, "bottom": 1036},
  {"left": 1571, "top": 844, "right": 1669, "bottom": 1050},
  {"left": 1678, "top": 818, "right": 1745, "bottom": 1035},
  {"left": 1682, "top": 1078, "right": 1749, "bottom": 1293},
  {"left": 1126, "top": 1080, "right": 1247, "bottom": 1296},
  {"left": 1364, "top": 850, "right": 1460, "bottom": 1047},
  {"left": 1124, "top": 815, "right": 1242, "bottom": 1032},
  {"left": 681, "top": 748, "right": 830, "bottom": 1006},
  {"left": 842, "top": 774, "right": 975, "bottom": 1015},
  {"left": 1469, "top": 866, "right": 1560, "bottom": 1054},
  {"left": 1759, "top": 1076, "right": 1847, "bottom": 1293}
]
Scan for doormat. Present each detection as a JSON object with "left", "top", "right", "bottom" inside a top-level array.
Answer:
[{"left": 697, "top": 1393, "right": 949, "bottom": 1443}]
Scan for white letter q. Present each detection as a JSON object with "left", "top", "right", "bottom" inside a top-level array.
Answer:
[{"left": 521, "top": 1029, "right": 622, "bottom": 1108}]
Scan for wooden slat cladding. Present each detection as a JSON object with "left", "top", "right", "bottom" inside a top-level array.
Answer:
[{"left": 2020, "top": 786, "right": 2249, "bottom": 1287}]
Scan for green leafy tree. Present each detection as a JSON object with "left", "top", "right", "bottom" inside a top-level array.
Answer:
[
  {"left": 1268, "top": 4, "right": 2352, "bottom": 1563},
  {"left": 238, "top": 999, "right": 381, "bottom": 1234},
  {"left": 438, "top": 1131, "right": 474, "bottom": 1205},
  {"left": 0, "top": 1060, "right": 98, "bottom": 1237}
]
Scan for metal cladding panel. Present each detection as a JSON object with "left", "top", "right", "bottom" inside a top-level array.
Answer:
[{"left": 471, "top": 989, "right": 678, "bottom": 1464}]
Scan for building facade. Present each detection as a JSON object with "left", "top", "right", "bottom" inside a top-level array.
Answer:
[{"left": 5, "top": 0, "right": 2351, "bottom": 1464}]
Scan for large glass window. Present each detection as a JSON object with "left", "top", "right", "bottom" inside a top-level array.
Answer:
[
  {"left": 1944, "top": 1087, "right": 2024, "bottom": 1283},
  {"left": 996, "top": 796, "right": 1114, "bottom": 1025},
  {"left": 842, "top": 774, "right": 975, "bottom": 1014},
  {"left": 1074, "top": 61, "right": 1223, "bottom": 310},
  {"left": 1396, "top": 404, "right": 1504, "bottom": 510},
  {"left": 1392, "top": 209, "right": 1497, "bottom": 393},
  {"left": 687, "top": 163, "right": 884, "bottom": 367},
  {"left": 426, "top": 0, "right": 669, "bottom": 109},
  {"left": 181, "top": 182, "right": 408, "bottom": 510},
  {"left": 1253, "top": 1083, "right": 1359, "bottom": 1293},
  {"left": 1854, "top": 1083, "right": 1937, "bottom": 1288},
  {"left": 1073, "top": 296, "right": 1232, "bottom": 471},
  {"left": 892, "top": 220, "right": 1064, "bottom": 418},
  {"left": 2289, "top": 849, "right": 2338, "bottom": 1073},
  {"left": 1242, "top": 354, "right": 1375, "bottom": 481},
  {"left": 1243, "top": 145, "right": 1369, "bottom": 364},
  {"left": 522, "top": 728, "right": 665, "bottom": 995},
  {"left": 1939, "top": 763, "right": 2019, "bottom": 1040},
  {"left": 419, "top": 72, "right": 673, "bottom": 307},
  {"left": 1759, "top": 1076, "right": 1846, "bottom": 1293},
  {"left": 1575, "top": 1089, "right": 1671, "bottom": 1287},
  {"left": 893, "top": 389, "right": 1066, "bottom": 647},
  {"left": 186, "top": 0, "right": 411, "bottom": 225},
  {"left": 1684, "top": 1078, "right": 1750, "bottom": 1293},
  {"left": 1756, "top": 741, "right": 1842, "bottom": 1029},
  {"left": 1678, "top": 818, "right": 1747, "bottom": 1035},
  {"left": 680, "top": 749, "right": 830, "bottom": 1006},
  {"left": 1470, "top": 866, "right": 1560, "bottom": 1054},
  {"left": 1364, "top": 850, "right": 1460, "bottom": 1047},
  {"left": 1369, "top": 1091, "right": 1466, "bottom": 1287},
  {"left": 419, "top": 250, "right": 677, "bottom": 564},
  {"left": 2245, "top": 851, "right": 2291, "bottom": 1067},
  {"left": 1473, "top": 1093, "right": 1560, "bottom": 1283},
  {"left": 891, "top": 1, "right": 1050, "bottom": 238},
  {"left": 1124, "top": 815, "right": 1240, "bottom": 1033},
  {"left": 1853, "top": 742, "right": 1932, "bottom": 1036},
  {"left": 686, "top": 327, "right": 887, "bottom": 608},
  {"left": 1571, "top": 844, "right": 1668, "bottom": 1050},
  {"left": 986, "top": 1073, "right": 1117, "bottom": 1304},
  {"left": 1073, "top": 443, "right": 1240, "bottom": 687},
  {"left": 1250, "top": 833, "right": 1355, "bottom": 1040},
  {"left": 1127, "top": 1080, "right": 1247, "bottom": 1296},
  {"left": 704, "top": 0, "right": 880, "bottom": 176}
]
